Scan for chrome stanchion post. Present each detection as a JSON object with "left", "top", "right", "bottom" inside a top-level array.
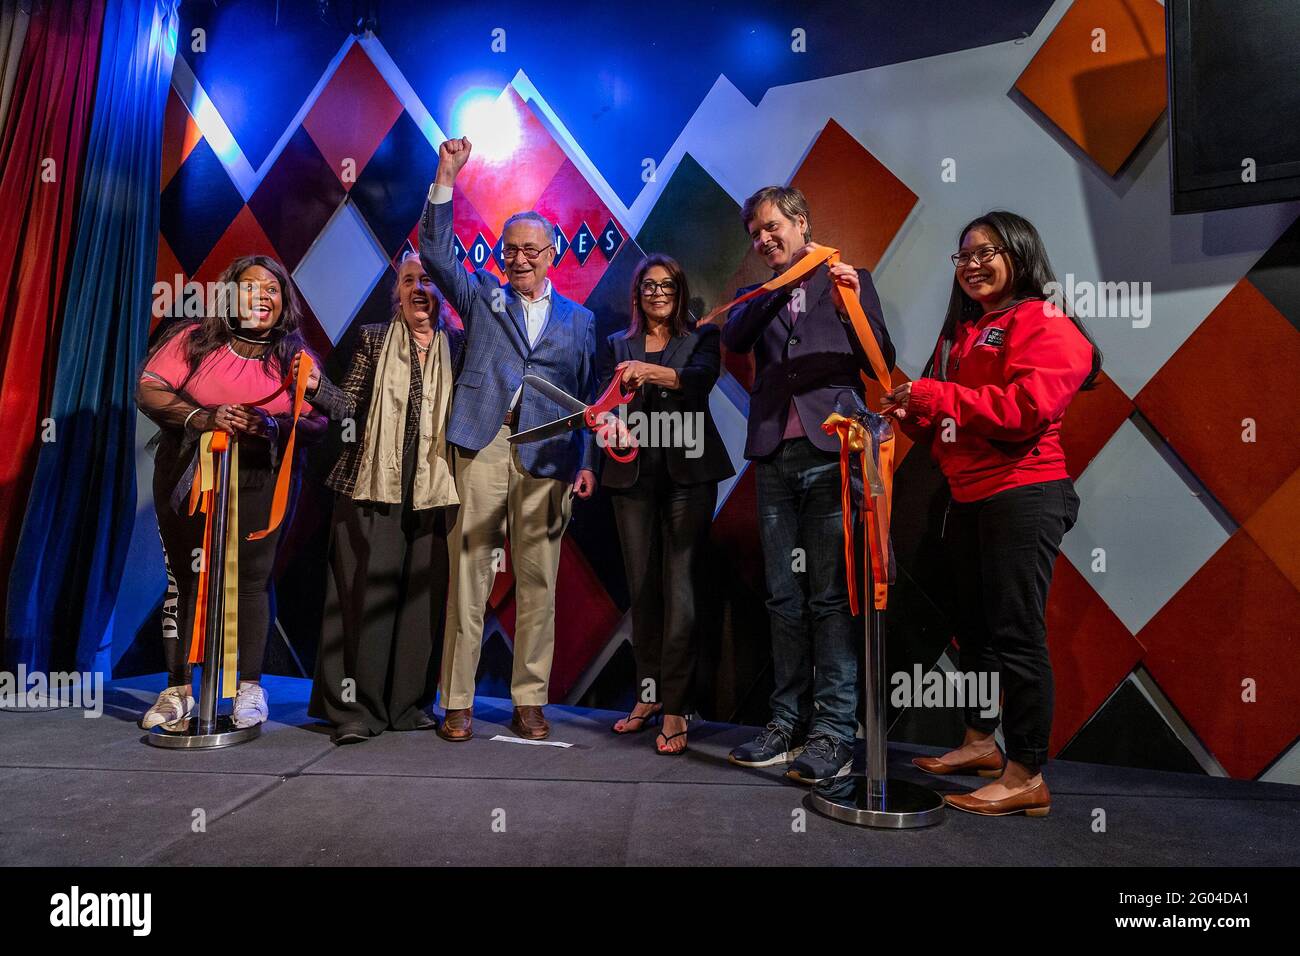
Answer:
[
  {"left": 148, "top": 436, "right": 260, "bottom": 750},
  {"left": 864, "top": 606, "right": 888, "bottom": 806},
  {"left": 808, "top": 397, "right": 945, "bottom": 828}
]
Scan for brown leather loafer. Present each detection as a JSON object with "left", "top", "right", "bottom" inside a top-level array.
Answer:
[
  {"left": 511, "top": 705, "right": 550, "bottom": 740},
  {"left": 945, "top": 779, "right": 1051, "bottom": 817},
  {"left": 438, "top": 707, "right": 473, "bottom": 742},
  {"left": 912, "top": 748, "right": 1004, "bottom": 778}
]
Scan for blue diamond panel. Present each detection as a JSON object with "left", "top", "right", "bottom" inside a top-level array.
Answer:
[
  {"left": 350, "top": 110, "right": 439, "bottom": 258},
  {"left": 598, "top": 219, "right": 623, "bottom": 262},
  {"left": 160, "top": 137, "right": 244, "bottom": 277},
  {"left": 467, "top": 233, "right": 493, "bottom": 272},
  {"left": 247, "top": 126, "right": 346, "bottom": 271},
  {"left": 571, "top": 222, "right": 597, "bottom": 266},
  {"left": 553, "top": 224, "right": 570, "bottom": 265}
]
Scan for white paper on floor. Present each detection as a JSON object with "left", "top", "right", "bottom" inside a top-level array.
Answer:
[{"left": 489, "top": 734, "right": 573, "bottom": 748}]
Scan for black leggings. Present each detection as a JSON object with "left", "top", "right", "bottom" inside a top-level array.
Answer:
[
  {"left": 943, "top": 478, "right": 1079, "bottom": 773},
  {"left": 154, "top": 437, "right": 284, "bottom": 686}
]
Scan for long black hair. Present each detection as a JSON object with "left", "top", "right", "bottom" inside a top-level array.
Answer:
[
  {"left": 147, "top": 254, "right": 310, "bottom": 386},
  {"left": 924, "top": 211, "right": 1101, "bottom": 390}
]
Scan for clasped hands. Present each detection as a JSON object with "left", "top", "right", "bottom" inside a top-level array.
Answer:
[{"left": 208, "top": 403, "right": 277, "bottom": 438}]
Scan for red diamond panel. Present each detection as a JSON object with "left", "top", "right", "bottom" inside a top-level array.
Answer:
[
  {"left": 152, "top": 235, "right": 184, "bottom": 334},
  {"left": 455, "top": 88, "right": 569, "bottom": 236},
  {"left": 160, "top": 88, "right": 201, "bottom": 192},
  {"left": 710, "top": 465, "right": 764, "bottom": 593},
  {"left": 552, "top": 540, "right": 622, "bottom": 701},
  {"left": 789, "top": 118, "right": 917, "bottom": 272},
  {"left": 1061, "top": 369, "right": 1132, "bottom": 479},
  {"left": 1138, "top": 531, "right": 1300, "bottom": 779},
  {"left": 192, "top": 204, "right": 280, "bottom": 285},
  {"left": 302, "top": 45, "right": 403, "bottom": 193},
  {"left": 1014, "top": 0, "right": 1167, "bottom": 176},
  {"left": 1046, "top": 556, "right": 1144, "bottom": 754},
  {"left": 533, "top": 159, "right": 621, "bottom": 306},
  {"left": 718, "top": 247, "right": 770, "bottom": 391},
  {"left": 1136, "top": 279, "right": 1300, "bottom": 523}
]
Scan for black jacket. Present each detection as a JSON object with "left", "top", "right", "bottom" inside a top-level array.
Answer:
[
  {"left": 596, "top": 324, "right": 735, "bottom": 489},
  {"left": 722, "top": 264, "right": 894, "bottom": 459}
]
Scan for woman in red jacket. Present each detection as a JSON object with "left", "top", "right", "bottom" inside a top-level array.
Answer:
[{"left": 884, "top": 211, "right": 1099, "bottom": 817}]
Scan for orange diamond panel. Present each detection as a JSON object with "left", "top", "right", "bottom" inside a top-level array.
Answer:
[{"left": 1014, "top": 0, "right": 1167, "bottom": 176}]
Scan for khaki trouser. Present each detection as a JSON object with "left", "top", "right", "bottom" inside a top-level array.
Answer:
[{"left": 440, "top": 425, "right": 573, "bottom": 709}]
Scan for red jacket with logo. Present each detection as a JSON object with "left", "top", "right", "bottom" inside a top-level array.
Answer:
[{"left": 900, "top": 299, "right": 1093, "bottom": 503}]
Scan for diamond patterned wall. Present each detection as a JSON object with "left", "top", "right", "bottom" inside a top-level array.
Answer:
[{"left": 142, "top": 19, "right": 1300, "bottom": 783}]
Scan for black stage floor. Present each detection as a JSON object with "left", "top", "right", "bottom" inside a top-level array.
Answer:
[{"left": 2, "top": 675, "right": 1297, "bottom": 866}]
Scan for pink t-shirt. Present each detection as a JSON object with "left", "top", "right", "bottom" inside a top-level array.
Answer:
[{"left": 141, "top": 326, "right": 306, "bottom": 416}]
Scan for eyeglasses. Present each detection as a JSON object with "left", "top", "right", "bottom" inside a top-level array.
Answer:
[
  {"left": 951, "top": 245, "right": 1005, "bottom": 268},
  {"left": 502, "top": 245, "right": 551, "bottom": 261},
  {"left": 639, "top": 279, "right": 678, "bottom": 296}
]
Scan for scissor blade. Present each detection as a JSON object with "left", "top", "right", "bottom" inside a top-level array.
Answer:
[
  {"left": 507, "top": 411, "right": 585, "bottom": 445},
  {"left": 523, "top": 375, "right": 587, "bottom": 414}
]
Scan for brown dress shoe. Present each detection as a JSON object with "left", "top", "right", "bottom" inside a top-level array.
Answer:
[
  {"left": 945, "top": 779, "right": 1051, "bottom": 817},
  {"left": 512, "top": 705, "right": 550, "bottom": 740},
  {"left": 438, "top": 708, "right": 473, "bottom": 742},
  {"left": 912, "top": 748, "right": 1004, "bottom": 778}
]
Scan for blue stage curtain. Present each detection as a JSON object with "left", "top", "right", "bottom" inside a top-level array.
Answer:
[{"left": 6, "top": 0, "right": 179, "bottom": 674}]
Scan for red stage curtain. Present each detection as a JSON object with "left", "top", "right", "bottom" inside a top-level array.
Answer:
[{"left": 0, "top": 0, "right": 106, "bottom": 639}]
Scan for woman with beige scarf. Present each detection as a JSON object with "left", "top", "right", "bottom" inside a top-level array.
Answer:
[{"left": 303, "top": 251, "right": 464, "bottom": 744}]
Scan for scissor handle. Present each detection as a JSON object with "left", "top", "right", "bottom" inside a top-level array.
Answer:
[
  {"left": 584, "top": 376, "right": 636, "bottom": 428},
  {"left": 594, "top": 418, "right": 638, "bottom": 463}
]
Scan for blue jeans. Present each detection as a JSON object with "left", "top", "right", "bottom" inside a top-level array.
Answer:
[{"left": 755, "top": 438, "right": 857, "bottom": 743}]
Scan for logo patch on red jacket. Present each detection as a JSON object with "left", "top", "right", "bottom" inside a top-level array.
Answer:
[{"left": 977, "top": 327, "right": 1006, "bottom": 348}]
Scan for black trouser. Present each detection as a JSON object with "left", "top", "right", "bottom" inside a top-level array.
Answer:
[
  {"left": 155, "top": 438, "right": 283, "bottom": 687},
  {"left": 609, "top": 451, "right": 717, "bottom": 716},
  {"left": 308, "top": 491, "right": 451, "bottom": 733},
  {"left": 943, "top": 478, "right": 1079, "bottom": 773}
]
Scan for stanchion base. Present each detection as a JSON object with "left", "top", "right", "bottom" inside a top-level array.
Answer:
[
  {"left": 807, "top": 776, "right": 946, "bottom": 829},
  {"left": 145, "top": 716, "right": 261, "bottom": 750}
]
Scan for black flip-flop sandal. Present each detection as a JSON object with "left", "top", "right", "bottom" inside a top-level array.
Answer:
[
  {"left": 611, "top": 708, "right": 661, "bottom": 734},
  {"left": 655, "top": 728, "right": 688, "bottom": 756}
]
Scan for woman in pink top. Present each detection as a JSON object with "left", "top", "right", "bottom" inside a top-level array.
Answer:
[{"left": 136, "top": 254, "right": 325, "bottom": 731}]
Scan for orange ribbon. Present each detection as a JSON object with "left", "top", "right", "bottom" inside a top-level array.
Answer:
[
  {"left": 821, "top": 413, "right": 892, "bottom": 612},
  {"left": 246, "top": 351, "right": 314, "bottom": 541},
  {"left": 183, "top": 351, "right": 314, "bottom": 696},
  {"left": 706, "top": 244, "right": 895, "bottom": 610}
]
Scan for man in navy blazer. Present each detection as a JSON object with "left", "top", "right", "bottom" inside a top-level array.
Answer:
[
  {"left": 419, "top": 136, "right": 597, "bottom": 743},
  {"left": 722, "top": 185, "right": 895, "bottom": 785}
]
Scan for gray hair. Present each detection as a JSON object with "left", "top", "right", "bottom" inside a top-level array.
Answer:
[{"left": 502, "top": 210, "right": 555, "bottom": 242}]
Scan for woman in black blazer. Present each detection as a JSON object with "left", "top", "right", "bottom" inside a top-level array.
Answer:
[{"left": 598, "top": 254, "right": 735, "bottom": 754}]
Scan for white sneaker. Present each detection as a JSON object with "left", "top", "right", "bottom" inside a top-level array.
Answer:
[
  {"left": 140, "top": 684, "right": 194, "bottom": 729},
  {"left": 232, "top": 681, "right": 268, "bottom": 728}
]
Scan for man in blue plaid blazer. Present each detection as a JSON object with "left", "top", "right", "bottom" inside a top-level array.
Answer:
[{"left": 419, "top": 136, "right": 596, "bottom": 743}]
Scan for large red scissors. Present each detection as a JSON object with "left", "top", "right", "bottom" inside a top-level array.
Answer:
[{"left": 508, "top": 374, "right": 638, "bottom": 463}]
